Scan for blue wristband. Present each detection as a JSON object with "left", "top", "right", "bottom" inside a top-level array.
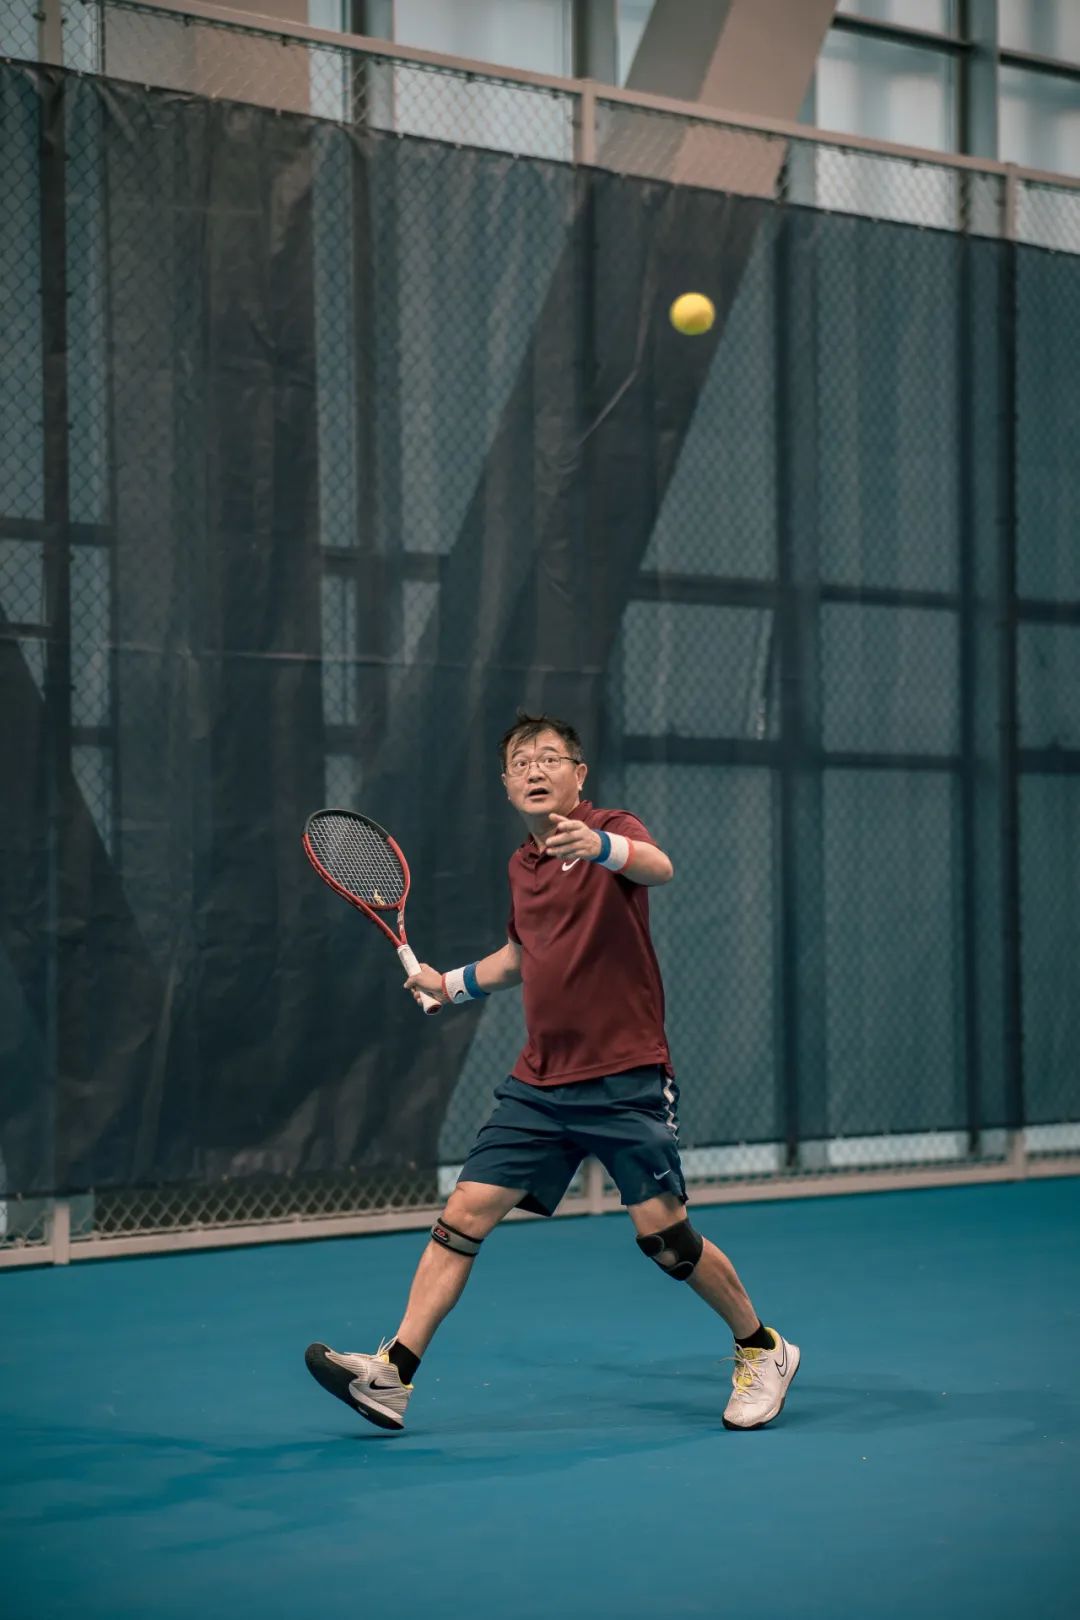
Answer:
[
  {"left": 591, "top": 830, "right": 612, "bottom": 864},
  {"left": 462, "top": 961, "right": 489, "bottom": 1000}
]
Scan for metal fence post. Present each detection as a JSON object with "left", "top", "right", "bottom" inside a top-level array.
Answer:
[
  {"left": 39, "top": 67, "right": 73, "bottom": 1222},
  {"left": 49, "top": 1198, "right": 71, "bottom": 1263},
  {"left": 999, "top": 164, "right": 1027, "bottom": 1178},
  {"left": 36, "top": 0, "right": 64, "bottom": 64},
  {"left": 957, "top": 200, "right": 984, "bottom": 1158},
  {"left": 573, "top": 80, "right": 597, "bottom": 167}
]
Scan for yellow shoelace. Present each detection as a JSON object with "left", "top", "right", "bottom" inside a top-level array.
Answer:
[{"left": 731, "top": 1346, "right": 764, "bottom": 1394}]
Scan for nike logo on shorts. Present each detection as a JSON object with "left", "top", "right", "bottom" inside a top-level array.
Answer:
[{"left": 653, "top": 1169, "right": 671, "bottom": 1181}]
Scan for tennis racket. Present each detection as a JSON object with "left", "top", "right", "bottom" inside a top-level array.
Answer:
[{"left": 302, "top": 809, "right": 441, "bottom": 1016}]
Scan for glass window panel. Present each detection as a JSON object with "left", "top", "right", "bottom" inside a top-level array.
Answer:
[
  {"left": 313, "top": 130, "right": 359, "bottom": 549},
  {"left": 388, "top": 151, "right": 575, "bottom": 549},
  {"left": 0, "top": 539, "right": 44, "bottom": 626},
  {"left": 17, "top": 639, "right": 46, "bottom": 697},
  {"left": 66, "top": 85, "right": 109, "bottom": 526},
  {"left": 837, "top": 0, "right": 956, "bottom": 31},
  {"left": 824, "top": 771, "right": 961, "bottom": 1133},
  {"left": 325, "top": 752, "right": 362, "bottom": 808},
  {"left": 401, "top": 580, "right": 439, "bottom": 667},
  {"left": 812, "top": 144, "right": 972, "bottom": 228},
  {"left": 817, "top": 28, "right": 957, "bottom": 151},
  {"left": 1, "top": 1, "right": 37, "bottom": 58},
  {"left": 1000, "top": 0, "right": 1080, "bottom": 64},
  {"left": 308, "top": 0, "right": 345, "bottom": 25},
  {"left": 626, "top": 764, "right": 777, "bottom": 1146},
  {"left": 643, "top": 225, "right": 778, "bottom": 580},
  {"left": 72, "top": 745, "right": 113, "bottom": 853},
  {"left": 71, "top": 546, "right": 112, "bottom": 728},
  {"left": 307, "top": 1, "right": 350, "bottom": 121},
  {"left": 1019, "top": 626, "right": 1080, "bottom": 750},
  {"left": 1, "top": 75, "right": 43, "bottom": 521},
  {"left": 622, "top": 604, "right": 778, "bottom": 740},
  {"left": 822, "top": 606, "right": 958, "bottom": 755},
  {"left": 394, "top": 0, "right": 572, "bottom": 76},
  {"left": 999, "top": 66, "right": 1080, "bottom": 178},
  {"left": 617, "top": 0, "right": 655, "bottom": 85},
  {"left": 390, "top": 70, "right": 573, "bottom": 159},
  {"left": 1020, "top": 777, "right": 1080, "bottom": 1126},
  {"left": 321, "top": 575, "right": 358, "bottom": 725},
  {"left": 60, "top": 0, "right": 101, "bottom": 71},
  {"left": 1016, "top": 248, "right": 1080, "bottom": 595},
  {"left": 816, "top": 224, "right": 964, "bottom": 590},
  {"left": 1016, "top": 180, "right": 1080, "bottom": 251}
]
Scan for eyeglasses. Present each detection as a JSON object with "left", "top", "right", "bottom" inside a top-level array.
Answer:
[{"left": 505, "top": 751, "right": 581, "bottom": 778}]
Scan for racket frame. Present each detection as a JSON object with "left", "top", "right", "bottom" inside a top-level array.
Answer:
[{"left": 302, "top": 809, "right": 441, "bottom": 1015}]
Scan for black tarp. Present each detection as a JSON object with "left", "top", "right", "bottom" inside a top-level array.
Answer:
[{"left": 2, "top": 64, "right": 1079, "bottom": 1197}]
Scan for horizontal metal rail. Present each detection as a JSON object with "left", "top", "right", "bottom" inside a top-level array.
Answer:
[
  {"left": 3, "top": 1151, "right": 1077, "bottom": 1267},
  {"left": 43, "top": 0, "right": 1080, "bottom": 195}
]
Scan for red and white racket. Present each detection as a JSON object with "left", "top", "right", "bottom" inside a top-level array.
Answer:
[{"left": 302, "top": 809, "right": 441, "bottom": 1016}]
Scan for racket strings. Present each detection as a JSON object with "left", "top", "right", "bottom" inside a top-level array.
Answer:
[{"left": 308, "top": 816, "right": 405, "bottom": 908}]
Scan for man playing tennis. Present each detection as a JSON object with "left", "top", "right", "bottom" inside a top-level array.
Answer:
[{"left": 305, "top": 714, "right": 798, "bottom": 1432}]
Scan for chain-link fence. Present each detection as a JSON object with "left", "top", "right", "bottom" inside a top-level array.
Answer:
[
  {"left": 0, "top": 2, "right": 38, "bottom": 62},
  {"left": 3, "top": 8, "right": 1080, "bottom": 1264},
  {"left": 594, "top": 95, "right": 1010, "bottom": 234},
  {"left": 5, "top": 0, "right": 1080, "bottom": 239}
]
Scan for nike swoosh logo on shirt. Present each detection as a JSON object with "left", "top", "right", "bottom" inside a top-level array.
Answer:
[
  {"left": 653, "top": 1169, "right": 671, "bottom": 1181},
  {"left": 561, "top": 859, "right": 580, "bottom": 871}
]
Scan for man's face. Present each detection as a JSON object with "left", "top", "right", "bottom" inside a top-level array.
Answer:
[{"left": 502, "top": 727, "right": 588, "bottom": 824}]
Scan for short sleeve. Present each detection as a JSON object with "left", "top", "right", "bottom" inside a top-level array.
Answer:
[{"left": 597, "top": 809, "right": 656, "bottom": 847}]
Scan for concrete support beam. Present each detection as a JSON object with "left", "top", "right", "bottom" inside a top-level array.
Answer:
[{"left": 616, "top": 0, "right": 837, "bottom": 194}]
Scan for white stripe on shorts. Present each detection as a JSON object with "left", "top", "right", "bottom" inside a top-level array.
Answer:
[{"left": 662, "top": 1075, "right": 678, "bottom": 1139}]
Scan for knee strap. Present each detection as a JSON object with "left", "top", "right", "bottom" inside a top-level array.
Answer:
[
  {"left": 636, "top": 1218, "right": 703, "bottom": 1281},
  {"left": 431, "top": 1216, "right": 483, "bottom": 1258}
]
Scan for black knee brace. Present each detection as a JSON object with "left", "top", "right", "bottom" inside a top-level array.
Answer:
[
  {"left": 636, "top": 1218, "right": 703, "bottom": 1281},
  {"left": 431, "top": 1216, "right": 483, "bottom": 1258}
]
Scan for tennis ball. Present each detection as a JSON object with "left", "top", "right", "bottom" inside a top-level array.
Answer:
[{"left": 669, "top": 292, "right": 715, "bottom": 335}]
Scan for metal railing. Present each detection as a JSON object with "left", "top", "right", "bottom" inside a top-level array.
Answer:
[
  {"left": 4, "top": 0, "right": 1080, "bottom": 249},
  {"left": 4, "top": 1139, "right": 1079, "bottom": 1267}
]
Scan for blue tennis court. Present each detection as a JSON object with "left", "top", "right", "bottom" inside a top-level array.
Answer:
[
  {"left": 5, "top": 10, "right": 1080, "bottom": 1620},
  {"left": 3, "top": 1178, "right": 1078, "bottom": 1620}
]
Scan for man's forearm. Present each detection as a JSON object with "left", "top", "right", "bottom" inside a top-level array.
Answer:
[
  {"left": 622, "top": 841, "right": 674, "bottom": 887},
  {"left": 474, "top": 942, "right": 522, "bottom": 991}
]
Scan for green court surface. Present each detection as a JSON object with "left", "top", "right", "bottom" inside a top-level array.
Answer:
[{"left": 2, "top": 1178, "right": 1078, "bottom": 1619}]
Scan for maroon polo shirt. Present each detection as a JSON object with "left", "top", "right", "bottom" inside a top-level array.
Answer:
[{"left": 506, "top": 799, "right": 672, "bottom": 1086}]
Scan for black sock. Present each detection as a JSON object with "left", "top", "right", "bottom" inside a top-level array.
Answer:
[
  {"left": 387, "top": 1340, "right": 421, "bottom": 1385},
  {"left": 735, "top": 1322, "right": 774, "bottom": 1351}
]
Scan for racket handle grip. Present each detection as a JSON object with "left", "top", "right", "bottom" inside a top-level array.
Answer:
[{"left": 397, "top": 943, "right": 441, "bottom": 1016}]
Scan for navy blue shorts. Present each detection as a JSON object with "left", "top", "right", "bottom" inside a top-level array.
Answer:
[{"left": 458, "top": 1065, "right": 687, "bottom": 1217}]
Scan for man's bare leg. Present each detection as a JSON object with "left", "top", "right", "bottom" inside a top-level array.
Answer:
[
  {"left": 304, "top": 1181, "right": 525, "bottom": 1429},
  {"left": 627, "top": 1195, "right": 801, "bottom": 1429},
  {"left": 627, "top": 1194, "right": 759, "bottom": 1339},
  {"left": 394, "top": 1181, "right": 525, "bottom": 1357}
]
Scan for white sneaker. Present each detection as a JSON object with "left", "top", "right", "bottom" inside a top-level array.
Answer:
[
  {"left": 721, "top": 1328, "right": 800, "bottom": 1430},
  {"left": 305, "top": 1339, "right": 413, "bottom": 1432}
]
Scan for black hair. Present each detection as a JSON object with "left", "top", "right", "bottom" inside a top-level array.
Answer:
[{"left": 498, "top": 711, "right": 583, "bottom": 769}]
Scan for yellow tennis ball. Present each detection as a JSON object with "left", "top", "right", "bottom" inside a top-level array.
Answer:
[{"left": 669, "top": 292, "right": 715, "bottom": 335}]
